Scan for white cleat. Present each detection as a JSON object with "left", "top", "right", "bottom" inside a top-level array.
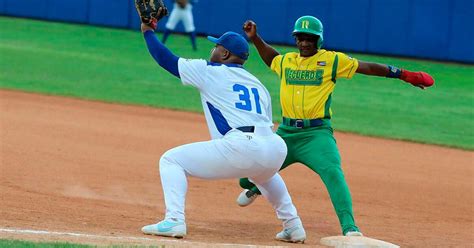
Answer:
[
  {"left": 345, "top": 231, "right": 364, "bottom": 237},
  {"left": 141, "top": 219, "right": 187, "bottom": 238},
  {"left": 236, "top": 189, "right": 259, "bottom": 207},
  {"left": 275, "top": 224, "right": 306, "bottom": 243}
]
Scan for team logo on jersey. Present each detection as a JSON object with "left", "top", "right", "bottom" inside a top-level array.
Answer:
[
  {"left": 317, "top": 61, "right": 326, "bottom": 66},
  {"left": 285, "top": 68, "right": 324, "bottom": 85}
]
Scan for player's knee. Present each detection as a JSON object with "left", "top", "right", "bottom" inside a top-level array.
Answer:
[
  {"left": 159, "top": 149, "right": 178, "bottom": 171},
  {"left": 320, "top": 166, "right": 345, "bottom": 183}
]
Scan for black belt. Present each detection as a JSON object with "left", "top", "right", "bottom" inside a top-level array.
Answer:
[
  {"left": 236, "top": 126, "right": 255, "bottom": 133},
  {"left": 282, "top": 117, "right": 324, "bottom": 128}
]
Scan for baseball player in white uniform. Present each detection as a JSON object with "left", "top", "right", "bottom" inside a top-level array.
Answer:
[
  {"left": 138, "top": 14, "right": 307, "bottom": 243},
  {"left": 162, "top": 0, "right": 197, "bottom": 50}
]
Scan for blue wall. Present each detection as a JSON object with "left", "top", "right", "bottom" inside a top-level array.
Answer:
[{"left": 1, "top": 0, "right": 472, "bottom": 63}]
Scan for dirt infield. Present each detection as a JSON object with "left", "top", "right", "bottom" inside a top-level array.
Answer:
[{"left": 1, "top": 90, "right": 472, "bottom": 247}]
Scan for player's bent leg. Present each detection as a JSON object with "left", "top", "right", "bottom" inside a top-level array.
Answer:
[
  {"left": 236, "top": 150, "right": 295, "bottom": 207},
  {"left": 297, "top": 127, "right": 361, "bottom": 235},
  {"left": 147, "top": 130, "right": 291, "bottom": 238},
  {"left": 141, "top": 150, "right": 189, "bottom": 238},
  {"left": 253, "top": 173, "right": 306, "bottom": 243},
  {"left": 159, "top": 150, "right": 189, "bottom": 222},
  {"left": 236, "top": 178, "right": 261, "bottom": 207}
]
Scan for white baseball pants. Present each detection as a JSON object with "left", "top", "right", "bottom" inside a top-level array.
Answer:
[
  {"left": 159, "top": 127, "right": 299, "bottom": 224},
  {"left": 165, "top": 3, "right": 196, "bottom": 32}
]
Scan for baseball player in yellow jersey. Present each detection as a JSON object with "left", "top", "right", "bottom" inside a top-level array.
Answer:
[{"left": 236, "top": 15, "right": 434, "bottom": 238}]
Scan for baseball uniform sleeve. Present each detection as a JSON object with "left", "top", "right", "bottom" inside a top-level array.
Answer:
[
  {"left": 178, "top": 58, "right": 208, "bottom": 88},
  {"left": 335, "top": 52, "right": 359, "bottom": 79},
  {"left": 270, "top": 55, "right": 284, "bottom": 77}
]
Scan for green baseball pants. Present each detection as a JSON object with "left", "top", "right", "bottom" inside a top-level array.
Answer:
[{"left": 239, "top": 121, "right": 359, "bottom": 235}]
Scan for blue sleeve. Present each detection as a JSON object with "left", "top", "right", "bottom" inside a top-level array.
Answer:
[{"left": 143, "top": 30, "right": 180, "bottom": 78}]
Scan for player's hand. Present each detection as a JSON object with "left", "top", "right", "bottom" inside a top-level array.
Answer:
[
  {"left": 135, "top": 0, "right": 168, "bottom": 31},
  {"left": 400, "top": 70, "right": 434, "bottom": 89},
  {"left": 243, "top": 20, "right": 257, "bottom": 40}
]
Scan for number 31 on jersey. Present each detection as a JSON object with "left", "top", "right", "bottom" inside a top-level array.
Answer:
[{"left": 233, "top": 84, "right": 262, "bottom": 114}]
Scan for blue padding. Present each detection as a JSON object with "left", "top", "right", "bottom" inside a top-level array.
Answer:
[
  {"left": 410, "top": 0, "right": 451, "bottom": 60},
  {"left": 2, "top": 0, "right": 472, "bottom": 63},
  {"left": 88, "top": 0, "right": 129, "bottom": 28},
  {"left": 206, "top": 0, "right": 249, "bottom": 37},
  {"left": 47, "top": 0, "right": 88, "bottom": 23},
  {"left": 247, "top": 0, "right": 288, "bottom": 44},
  {"left": 0, "top": 0, "right": 6, "bottom": 14},
  {"left": 4, "top": 0, "right": 47, "bottom": 19},
  {"left": 206, "top": 101, "right": 232, "bottom": 136},
  {"left": 367, "top": 0, "right": 412, "bottom": 56},
  {"left": 128, "top": 3, "right": 142, "bottom": 31},
  {"left": 448, "top": 0, "right": 474, "bottom": 63},
  {"left": 327, "top": 0, "right": 370, "bottom": 52},
  {"left": 190, "top": 0, "right": 210, "bottom": 34}
]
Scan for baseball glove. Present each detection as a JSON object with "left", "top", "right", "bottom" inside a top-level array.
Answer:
[{"left": 135, "top": 0, "right": 168, "bottom": 30}]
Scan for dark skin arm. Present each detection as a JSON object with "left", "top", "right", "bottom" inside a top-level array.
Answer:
[
  {"left": 244, "top": 21, "right": 392, "bottom": 77},
  {"left": 356, "top": 61, "right": 391, "bottom": 76},
  {"left": 243, "top": 20, "right": 434, "bottom": 89},
  {"left": 243, "top": 20, "right": 279, "bottom": 67},
  {"left": 356, "top": 60, "right": 435, "bottom": 89}
]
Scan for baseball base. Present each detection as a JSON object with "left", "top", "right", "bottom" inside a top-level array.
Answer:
[{"left": 320, "top": 236, "right": 400, "bottom": 248}]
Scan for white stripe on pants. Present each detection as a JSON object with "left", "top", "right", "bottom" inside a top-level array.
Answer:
[{"left": 159, "top": 129, "right": 299, "bottom": 224}]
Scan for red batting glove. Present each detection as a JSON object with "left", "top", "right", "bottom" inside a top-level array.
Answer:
[{"left": 400, "top": 70, "right": 435, "bottom": 89}]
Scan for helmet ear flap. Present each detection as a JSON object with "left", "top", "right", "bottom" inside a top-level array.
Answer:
[{"left": 317, "top": 36, "right": 323, "bottom": 49}]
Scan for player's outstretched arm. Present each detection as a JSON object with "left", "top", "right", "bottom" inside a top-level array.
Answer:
[
  {"left": 142, "top": 25, "right": 180, "bottom": 78},
  {"left": 243, "top": 20, "right": 279, "bottom": 67},
  {"left": 139, "top": 7, "right": 180, "bottom": 78},
  {"left": 135, "top": 2, "right": 180, "bottom": 78},
  {"left": 356, "top": 61, "right": 434, "bottom": 89}
]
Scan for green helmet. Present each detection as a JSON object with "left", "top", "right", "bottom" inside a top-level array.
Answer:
[{"left": 292, "top": 15, "right": 324, "bottom": 49}]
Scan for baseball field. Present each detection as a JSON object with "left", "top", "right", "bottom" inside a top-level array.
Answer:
[{"left": 1, "top": 17, "right": 473, "bottom": 247}]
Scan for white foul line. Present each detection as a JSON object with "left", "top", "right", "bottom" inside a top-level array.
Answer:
[
  {"left": 0, "top": 227, "right": 154, "bottom": 241},
  {"left": 0, "top": 227, "right": 285, "bottom": 248}
]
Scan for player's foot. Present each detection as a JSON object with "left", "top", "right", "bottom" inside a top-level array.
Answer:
[
  {"left": 275, "top": 224, "right": 306, "bottom": 243},
  {"left": 345, "top": 231, "right": 363, "bottom": 236},
  {"left": 236, "top": 189, "right": 259, "bottom": 207},
  {"left": 344, "top": 227, "right": 363, "bottom": 237},
  {"left": 141, "top": 219, "right": 187, "bottom": 238}
]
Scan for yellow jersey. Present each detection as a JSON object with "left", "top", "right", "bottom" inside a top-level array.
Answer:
[{"left": 270, "top": 49, "right": 359, "bottom": 119}]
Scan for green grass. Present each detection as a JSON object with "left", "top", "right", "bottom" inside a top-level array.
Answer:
[
  {"left": 1, "top": 17, "right": 473, "bottom": 149},
  {"left": 0, "top": 239, "right": 166, "bottom": 248},
  {"left": 0, "top": 239, "right": 92, "bottom": 248}
]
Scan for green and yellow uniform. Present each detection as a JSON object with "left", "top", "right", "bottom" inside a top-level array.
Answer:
[
  {"left": 273, "top": 50, "right": 358, "bottom": 119},
  {"left": 240, "top": 49, "right": 360, "bottom": 234}
]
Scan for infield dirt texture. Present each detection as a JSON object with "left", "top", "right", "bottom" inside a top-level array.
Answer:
[
  {"left": 1, "top": 90, "right": 472, "bottom": 247},
  {"left": 0, "top": 17, "right": 473, "bottom": 247}
]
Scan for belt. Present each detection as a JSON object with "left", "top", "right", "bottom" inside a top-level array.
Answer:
[
  {"left": 236, "top": 126, "right": 255, "bottom": 133},
  {"left": 282, "top": 117, "right": 324, "bottom": 128}
]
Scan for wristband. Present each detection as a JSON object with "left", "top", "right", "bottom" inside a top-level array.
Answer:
[{"left": 386, "top": 65, "right": 402, "bottom": 78}]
